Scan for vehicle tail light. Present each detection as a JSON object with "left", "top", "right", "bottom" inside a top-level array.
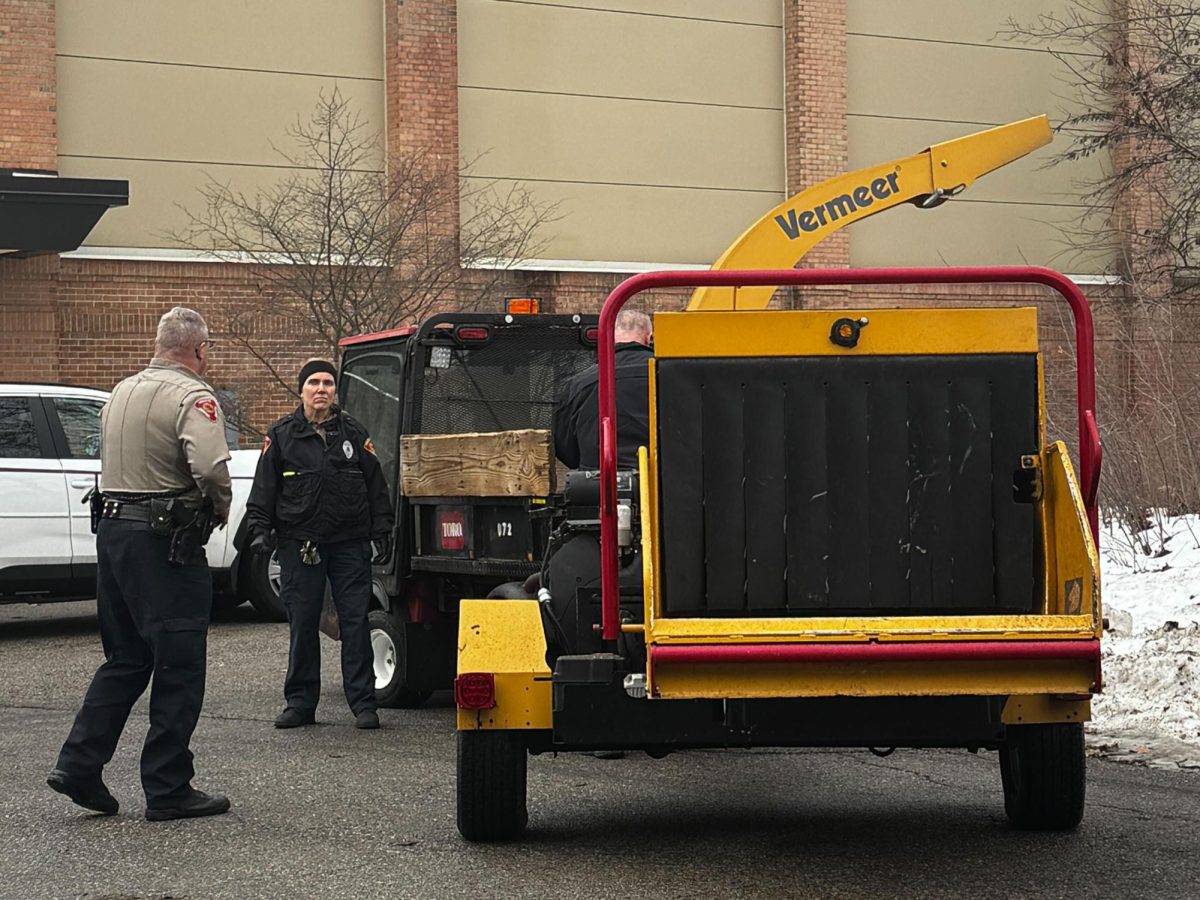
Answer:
[
  {"left": 455, "top": 325, "right": 492, "bottom": 343},
  {"left": 582, "top": 326, "right": 598, "bottom": 345},
  {"left": 505, "top": 297, "right": 541, "bottom": 315},
  {"left": 437, "top": 510, "right": 466, "bottom": 551},
  {"left": 455, "top": 673, "right": 496, "bottom": 709}
]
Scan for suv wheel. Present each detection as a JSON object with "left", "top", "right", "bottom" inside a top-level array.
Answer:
[{"left": 243, "top": 547, "right": 286, "bottom": 621}]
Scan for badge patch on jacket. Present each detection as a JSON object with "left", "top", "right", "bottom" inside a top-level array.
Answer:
[
  {"left": 342, "top": 439, "right": 354, "bottom": 459},
  {"left": 194, "top": 398, "right": 219, "bottom": 423}
]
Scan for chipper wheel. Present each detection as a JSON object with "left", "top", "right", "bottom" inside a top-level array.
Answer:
[
  {"left": 1000, "top": 722, "right": 1086, "bottom": 830},
  {"left": 457, "top": 729, "right": 528, "bottom": 841}
]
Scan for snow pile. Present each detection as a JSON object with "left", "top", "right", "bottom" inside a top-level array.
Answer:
[{"left": 1090, "top": 514, "right": 1200, "bottom": 767}]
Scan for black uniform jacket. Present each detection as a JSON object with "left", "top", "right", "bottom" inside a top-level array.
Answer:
[
  {"left": 246, "top": 406, "right": 394, "bottom": 543},
  {"left": 552, "top": 342, "right": 653, "bottom": 470}
]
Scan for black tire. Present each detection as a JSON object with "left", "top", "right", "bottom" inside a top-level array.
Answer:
[
  {"left": 243, "top": 547, "right": 286, "bottom": 622},
  {"left": 210, "top": 589, "right": 246, "bottom": 617},
  {"left": 457, "top": 729, "right": 528, "bottom": 841},
  {"left": 486, "top": 581, "right": 534, "bottom": 599},
  {"left": 369, "top": 607, "right": 432, "bottom": 709},
  {"left": 1000, "top": 722, "right": 1086, "bottom": 830}
]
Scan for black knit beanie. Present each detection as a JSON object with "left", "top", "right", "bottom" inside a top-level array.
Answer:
[{"left": 297, "top": 359, "right": 337, "bottom": 392}]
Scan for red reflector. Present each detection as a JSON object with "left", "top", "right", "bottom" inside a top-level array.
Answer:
[
  {"left": 438, "top": 511, "right": 465, "bottom": 551},
  {"left": 506, "top": 297, "right": 541, "bottom": 315},
  {"left": 583, "top": 326, "right": 599, "bottom": 344},
  {"left": 455, "top": 673, "right": 496, "bottom": 709},
  {"left": 455, "top": 325, "right": 491, "bottom": 342}
]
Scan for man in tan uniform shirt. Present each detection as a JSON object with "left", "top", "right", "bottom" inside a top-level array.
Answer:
[{"left": 48, "top": 307, "right": 233, "bottom": 821}]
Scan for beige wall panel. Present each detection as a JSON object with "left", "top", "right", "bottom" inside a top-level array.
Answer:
[
  {"left": 847, "top": 0, "right": 1101, "bottom": 51},
  {"left": 58, "top": 57, "right": 384, "bottom": 169},
  {"left": 847, "top": 34, "right": 1071, "bottom": 125},
  {"left": 511, "top": 0, "right": 781, "bottom": 26},
  {"left": 847, "top": 117, "right": 1109, "bottom": 205},
  {"left": 459, "top": 0, "right": 783, "bottom": 109},
  {"left": 57, "top": 156, "right": 298, "bottom": 250},
  {"left": 460, "top": 89, "right": 783, "bottom": 192},
  {"left": 57, "top": 0, "right": 383, "bottom": 78},
  {"left": 848, "top": 199, "right": 1110, "bottom": 274},
  {"left": 463, "top": 178, "right": 782, "bottom": 266}
]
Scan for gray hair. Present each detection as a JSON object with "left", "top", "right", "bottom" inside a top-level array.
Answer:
[
  {"left": 155, "top": 307, "right": 209, "bottom": 355},
  {"left": 615, "top": 309, "right": 652, "bottom": 344}
]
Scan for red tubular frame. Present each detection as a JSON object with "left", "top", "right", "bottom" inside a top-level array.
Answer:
[{"left": 597, "top": 267, "right": 1099, "bottom": 643}]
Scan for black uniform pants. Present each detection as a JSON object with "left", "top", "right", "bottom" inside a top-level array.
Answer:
[
  {"left": 56, "top": 519, "right": 211, "bottom": 802},
  {"left": 278, "top": 538, "right": 375, "bottom": 715}
]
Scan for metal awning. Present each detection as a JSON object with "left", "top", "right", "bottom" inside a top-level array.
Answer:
[{"left": 0, "top": 169, "right": 129, "bottom": 258}]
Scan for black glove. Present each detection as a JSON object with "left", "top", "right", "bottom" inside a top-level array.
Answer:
[
  {"left": 249, "top": 528, "right": 277, "bottom": 554},
  {"left": 371, "top": 533, "right": 392, "bottom": 564}
]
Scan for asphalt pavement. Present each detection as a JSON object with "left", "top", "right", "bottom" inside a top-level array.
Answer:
[{"left": 1, "top": 599, "right": 1199, "bottom": 900}]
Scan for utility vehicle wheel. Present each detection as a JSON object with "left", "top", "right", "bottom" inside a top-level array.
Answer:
[
  {"left": 457, "top": 729, "right": 528, "bottom": 842},
  {"left": 1000, "top": 722, "right": 1086, "bottom": 830},
  {"left": 486, "top": 581, "right": 533, "bottom": 599},
  {"left": 369, "top": 608, "right": 432, "bottom": 709},
  {"left": 244, "top": 547, "right": 286, "bottom": 622}
]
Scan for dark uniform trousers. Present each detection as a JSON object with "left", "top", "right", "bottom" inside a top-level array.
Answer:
[
  {"left": 56, "top": 519, "right": 211, "bottom": 802},
  {"left": 278, "top": 538, "right": 374, "bottom": 715}
]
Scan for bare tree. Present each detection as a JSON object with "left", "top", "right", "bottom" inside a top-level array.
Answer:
[
  {"left": 1005, "top": 0, "right": 1200, "bottom": 297},
  {"left": 1005, "top": 2, "right": 1200, "bottom": 549},
  {"left": 174, "top": 88, "right": 558, "bottom": 398}
]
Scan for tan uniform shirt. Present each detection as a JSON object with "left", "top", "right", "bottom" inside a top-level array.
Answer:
[{"left": 100, "top": 358, "right": 233, "bottom": 524}]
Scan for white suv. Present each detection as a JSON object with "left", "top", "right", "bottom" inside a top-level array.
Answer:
[{"left": 0, "top": 383, "right": 268, "bottom": 611}]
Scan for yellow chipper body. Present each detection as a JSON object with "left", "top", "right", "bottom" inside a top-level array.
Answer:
[
  {"left": 453, "top": 118, "right": 1101, "bottom": 842},
  {"left": 453, "top": 266, "right": 1101, "bottom": 842}
]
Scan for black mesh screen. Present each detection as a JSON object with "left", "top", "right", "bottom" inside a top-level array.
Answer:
[{"left": 413, "top": 324, "right": 596, "bottom": 435}]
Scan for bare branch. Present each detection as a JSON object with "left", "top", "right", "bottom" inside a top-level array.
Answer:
[{"left": 170, "top": 88, "right": 558, "bottom": 427}]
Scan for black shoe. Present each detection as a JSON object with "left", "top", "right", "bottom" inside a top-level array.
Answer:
[
  {"left": 274, "top": 707, "right": 316, "bottom": 729},
  {"left": 145, "top": 788, "right": 231, "bottom": 822},
  {"left": 354, "top": 709, "right": 380, "bottom": 730},
  {"left": 46, "top": 768, "right": 118, "bottom": 815}
]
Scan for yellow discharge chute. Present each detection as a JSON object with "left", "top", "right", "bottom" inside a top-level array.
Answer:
[{"left": 688, "top": 115, "right": 1053, "bottom": 310}]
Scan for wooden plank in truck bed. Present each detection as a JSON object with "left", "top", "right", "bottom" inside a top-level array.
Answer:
[{"left": 400, "top": 429, "right": 555, "bottom": 497}]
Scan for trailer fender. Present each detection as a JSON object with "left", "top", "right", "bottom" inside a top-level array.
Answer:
[{"left": 456, "top": 599, "right": 553, "bottom": 731}]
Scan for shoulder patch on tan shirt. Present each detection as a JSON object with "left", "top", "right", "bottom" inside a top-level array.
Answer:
[{"left": 194, "top": 397, "right": 219, "bottom": 423}]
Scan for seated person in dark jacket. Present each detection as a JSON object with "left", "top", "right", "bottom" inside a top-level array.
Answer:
[
  {"left": 245, "top": 359, "right": 395, "bottom": 731},
  {"left": 553, "top": 309, "right": 653, "bottom": 470}
]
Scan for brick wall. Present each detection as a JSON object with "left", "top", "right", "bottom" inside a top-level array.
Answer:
[
  {"left": 0, "top": 0, "right": 1153, "bottom": 467},
  {"left": 0, "top": 0, "right": 56, "bottom": 170},
  {"left": 783, "top": 0, "right": 849, "bottom": 277},
  {"left": 0, "top": 255, "right": 59, "bottom": 381}
]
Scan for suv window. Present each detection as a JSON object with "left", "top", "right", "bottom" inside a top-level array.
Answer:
[
  {"left": 51, "top": 397, "right": 104, "bottom": 459},
  {"left": 0, "top": 397, "right": 41, "bottom": 458}
]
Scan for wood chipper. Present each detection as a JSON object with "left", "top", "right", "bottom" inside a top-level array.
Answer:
[{"left": 453, "top": 265, "right": 1102, "bottom": 841}]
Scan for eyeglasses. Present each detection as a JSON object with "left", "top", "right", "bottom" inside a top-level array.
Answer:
[{"left": 199, "top": 339, "right": 217, "bottom": 350}]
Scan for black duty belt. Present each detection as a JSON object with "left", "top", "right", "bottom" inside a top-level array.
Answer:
[{"left": 99, "top": 498, "right": 154, "bottom": 522}]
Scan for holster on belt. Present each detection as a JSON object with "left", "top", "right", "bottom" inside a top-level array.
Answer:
[
  {"left": 86, "top": 487, "right": 102, "bottom": 535},
  {"left": 146, "top": 496, "right": 213, "bottom": 566}
]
